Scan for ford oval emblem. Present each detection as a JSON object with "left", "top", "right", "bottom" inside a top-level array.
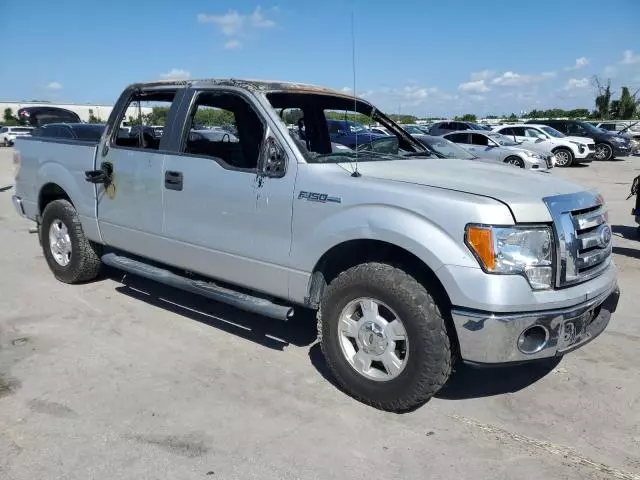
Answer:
[{"left": 600, "top": 225, "right": 612, "bottom": 246}]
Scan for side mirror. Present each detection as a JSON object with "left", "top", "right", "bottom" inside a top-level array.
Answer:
[{"left": 262, "top": 137, "right": 286, "bottom": 178}]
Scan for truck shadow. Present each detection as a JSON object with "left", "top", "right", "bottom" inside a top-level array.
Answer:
[
  {"left": 109, "top": 270, "right": 318, "bottom": 350},
  {"left": 612, "top": 225, "right": 638, "bottom": 241},
  {"left": 108, "top": 270, "right": 560, "bottom": 406}
]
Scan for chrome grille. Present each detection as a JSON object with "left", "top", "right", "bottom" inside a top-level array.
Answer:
[
  {"left": 543, "top": 192, "right": 612, "bottom": 287},
  {"left": 545, "top": 155, "right": 554, "bottom": 168}
]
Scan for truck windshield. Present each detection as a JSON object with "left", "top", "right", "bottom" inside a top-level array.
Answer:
[{"left": 265, "top": 91, "right": 427, "bottom": 163}]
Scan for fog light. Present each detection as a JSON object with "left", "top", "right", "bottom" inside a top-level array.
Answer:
[
  {"left": 524, "top": 266, "right": 553, "bottom": 290},
  {"left": 518, "top": 325, "right": 549, "bottom": 354}
]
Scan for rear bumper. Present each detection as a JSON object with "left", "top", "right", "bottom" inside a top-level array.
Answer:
[
  {"left": 12, "top": 195, "right": 26, "bottom": 217},
  {"left": 451, "top": 281, "right": 619, "bottom": 364}
]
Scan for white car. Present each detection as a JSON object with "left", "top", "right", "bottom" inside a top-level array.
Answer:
[
  {"left": 0, "top": 126, "right": 33, "bottom": 146},
  {"left": 492, "top": 124, "right": 595, "bottom": 167}
]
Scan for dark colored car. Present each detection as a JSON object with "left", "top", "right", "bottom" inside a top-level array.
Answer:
[
  {"left": 17, "top": 106, "right": 82, "bottom": 127},
  {"left": 32, "top": 123, "right": 105, "bottom": 141},
  {"left": 429, "top": 120, "right": 492, "bottom": 136},
  {"left": 325, "top": 119, "right": 385, "bottom": 148},
  {"left": 525, "top": 119, "right": 632, "bottom": 160}
]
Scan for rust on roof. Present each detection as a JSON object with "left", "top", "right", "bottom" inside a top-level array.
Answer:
[{"left": 125, "top": 78, "right": 366, "bottom": 100}]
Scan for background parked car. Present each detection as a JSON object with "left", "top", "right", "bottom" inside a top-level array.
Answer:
[
  {"left": 32, "top": 123, "right": 105, "bottom": 141},
  {"left": 525, "top": 119, "right": 632, "bottom": 160},
  {"left": 0, "top": 126, "right": 33, "bottom": 146},
  {"left": 325, "top": 119, "right": 385, "bottom": 148},
  {"left": 443, "top": 130, "right": 554, "bottom": 170},
  {"left": 429, "top": 120, "right": 493, "bottom": 136},
  {"left": 366, "top": 125, "right": 392, "bottom": 136},
  {"left": 492, "top": 124, "right": 595, "bottom": 167},
  {"left": 16, "top": 106, "right": 82, "bottom": 127}
]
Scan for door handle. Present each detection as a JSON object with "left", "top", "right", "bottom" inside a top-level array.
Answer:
[
  {"left": 164, "top": 171, "right": 183, "bottom": 191},
  {"left": 85, "top": 162, "right": 113, "bottom": 185}
]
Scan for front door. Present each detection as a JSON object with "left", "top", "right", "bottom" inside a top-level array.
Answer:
[
  {"left": 161, "top": 87, "right": 297, "bottom": 300},
  {"left": 96, "top": 87, "right": 182, "bottom": 261}
]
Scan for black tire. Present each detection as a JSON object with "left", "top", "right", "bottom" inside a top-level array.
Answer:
[
  {"left": 505, "top": 156, "right": 525, "bottom": 168},
  {"left": 552, "top": 147, "right": 574, "bottom": 167},
  {"left": 40, "top": 199, "right": 102, "bottom": 283},
  {"left": 317, "top": 262, "right": 452, "bottom": 412},
  {"left": 594, "top": 143, "right": 613, "bottom": 161}
]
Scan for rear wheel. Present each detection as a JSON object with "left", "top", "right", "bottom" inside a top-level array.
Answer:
[
  {"left": 318, "top": 262, "right": 452, "bottom": 412},
  {"left": 505, "top": 156, "right": 525, "bottom": 168},
  {"left": 553, "top": 148, "right": 574, "bottom": 167},
  {"left": 594, "top": 143, "right": 613, "bottom": 161},
  {"left": 41, "top": 199, "right": 102, "bottom": 283}
]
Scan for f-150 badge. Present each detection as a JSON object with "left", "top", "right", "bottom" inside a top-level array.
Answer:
[{"left": 297, "top": 191, "right": 341, "bottom": 203}]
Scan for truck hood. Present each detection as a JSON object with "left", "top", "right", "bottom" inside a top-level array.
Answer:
[{"left": 340, "top": 158, "right": 587, "bottom": 222}]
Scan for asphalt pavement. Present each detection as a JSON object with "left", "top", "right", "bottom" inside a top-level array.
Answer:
[{"left": 1, "top": 148, "right": 639, "bottom": 480}]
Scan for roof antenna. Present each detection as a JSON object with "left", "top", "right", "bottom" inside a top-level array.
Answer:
[{"left": 350, "top": 11, "right": 361, "bottom": 178}]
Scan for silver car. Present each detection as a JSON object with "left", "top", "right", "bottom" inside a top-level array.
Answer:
[{"left": 443, "top": 130, "right": 554, "bottom": 170}]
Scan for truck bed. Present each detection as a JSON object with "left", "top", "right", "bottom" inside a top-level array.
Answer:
[{"left": 13, "top": 136, "right": 99, "bottom": 231}]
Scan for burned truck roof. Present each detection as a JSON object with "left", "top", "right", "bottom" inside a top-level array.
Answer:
[{"left": 125, "top": 78, "right": 366, "bottom": 102}]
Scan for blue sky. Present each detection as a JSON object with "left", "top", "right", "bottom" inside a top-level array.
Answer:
[{"left": 1, "top": 0, "right": 639, "bottom": 117}]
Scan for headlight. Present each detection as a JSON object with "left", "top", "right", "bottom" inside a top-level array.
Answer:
[
  {"left": 612, "top": 137, "right": 626, "bottom": 144},
  {"left": 465, "top": 225, "right": 554, "bottom": 290},
  {"left": 526, "top": 152, "right": 545, "bottom": 160}
]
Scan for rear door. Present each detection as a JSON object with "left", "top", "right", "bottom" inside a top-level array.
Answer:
[
  {"left": 468, "top": 133, "right": 502, "bottom": 161},
  {"left": 95, "top": 86, "right": 186, "bottom": 261}
]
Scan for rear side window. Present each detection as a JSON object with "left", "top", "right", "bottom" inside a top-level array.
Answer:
[
  {"left": 471, "top": 133, "right": 489, "bottom": 146},
  {"left": 0, "top": 127, "right": 6, "bottom": 133},
  {"left": 446, "top": 133, "right": 469, "bottom": 143},
  {"left": 500, "top": 127, "right": 514, "bottom": 136}
]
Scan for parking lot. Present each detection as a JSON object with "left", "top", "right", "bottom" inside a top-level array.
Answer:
[{"left": 1, "top": 147, "right": 639, "bottom": 479}]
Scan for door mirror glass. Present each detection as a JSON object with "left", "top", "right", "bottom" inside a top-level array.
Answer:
[{"left": 262, "top": 137, "right": 286, "bottom": 178}]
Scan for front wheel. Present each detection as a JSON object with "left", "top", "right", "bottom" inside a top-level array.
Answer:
[
  {"left": 553, "top": 148, "right": 574, "bottom": 167},
  {"left": 318, "top": 262, "right": 452, "bottom": 412},
  {"left": 594, "top": 143, "right": 613, "bottom": 161},
  {"left": 505, "top": 156, "right": 525, "bottom": 168},
  {"left": 41, "top": 199, "right": 102, "bottom": 283}
]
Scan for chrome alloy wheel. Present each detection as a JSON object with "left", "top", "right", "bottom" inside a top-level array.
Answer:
[
  {"left": 48, "top": 218, "right": 72, "bottom": 267},
  {"left": 337, "top": 297, "right": 409, "bottom": 381}
]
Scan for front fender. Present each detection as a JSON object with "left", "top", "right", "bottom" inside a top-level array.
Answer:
[{"left": 291, "top": 203, "right": 481, "bottom": 278}]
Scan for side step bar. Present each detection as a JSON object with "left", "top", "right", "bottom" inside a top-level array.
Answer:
[{"left": 101, "top": 252, "right": 294, "bottom": 321}]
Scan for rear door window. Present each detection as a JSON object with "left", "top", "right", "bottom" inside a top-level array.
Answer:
[{"left": 446, "top": 133, "right": 470, "bottom": 144}]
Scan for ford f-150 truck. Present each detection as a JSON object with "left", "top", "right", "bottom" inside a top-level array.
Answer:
[{"left": 11, "top": 79, "right": 620, "bottom": 412}]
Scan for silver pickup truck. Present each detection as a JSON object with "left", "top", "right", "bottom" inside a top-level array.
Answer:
[{"left": 11, "top": 79, "right": 620, "bottom": 412}]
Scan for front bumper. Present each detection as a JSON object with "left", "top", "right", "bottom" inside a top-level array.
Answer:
[
  {"left": 612, "top": 143, "right": 632, "bottom": 156},
  {"left": 574, "top": 152, "right": 595, "bottom": 163},
  {"left": 451, "top": 282, "right": 620, "bottom": 364}
]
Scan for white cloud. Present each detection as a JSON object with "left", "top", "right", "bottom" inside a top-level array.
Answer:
[
  {"left": 46, "top": 81, "right": 63, "bottom": 90},
  {"left": 160, "top": 68, "right": 191, "bottom": 80},
  {"left": 341, "top": 86, "right": 352, "bottom": 92},
  {"left": 458, "top": 79, "right": 490, "bottom": 93},
  {"left": 622, "top": 49, "right": 639, "bottom": 65},
  {"left": 470, "top": 70, "right": 495, "bottom": 81},
  {"left": 197, "top": 7, "right": 276, "bottom": 48},
  {"left": 566, "top": 57, "right": 589, "bottom": 71},
  {"left": 249, "top": 6, "right": 276, "bottom": 28},
  {"left": 564, "top": 78, "right": 589, "bottom": 90},
  {"left": 197, "top": 11, "right": 244, "bottom": 36},
  {"left": 224, "top": 39, "right": 241, "bottom": 50},
  {"left": 491, "top": 71, "right": 556, "bottom": 86}
]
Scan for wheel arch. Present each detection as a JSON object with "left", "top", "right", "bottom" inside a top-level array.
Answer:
[
  {"left": 39, "top": 182, "right": 73, "bottom": 215},
  {"left": 307, "top": 238, "right": 459, "bottom": 355}
]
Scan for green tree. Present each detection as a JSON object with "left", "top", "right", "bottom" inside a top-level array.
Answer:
[
  {"left": 3, "top": 108, "right": 19, "bottom": 126},
  {"left": 616, "top": 87, "right": 637, "bottom": 119},
  {"left": 87, "top": 109, "right": 103, "bottom": 124},
  {"left": 568, "top": 109, "right": 589, "bottom": 119},
  {"left": 455, "top": 113, "right": 477, "bottom": 122},
  {"left": 506, "top": 113, "right": 518, "bottom": 121},
  {"left": 593, "top": 76, "right": 612, "bottom": 120}
]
